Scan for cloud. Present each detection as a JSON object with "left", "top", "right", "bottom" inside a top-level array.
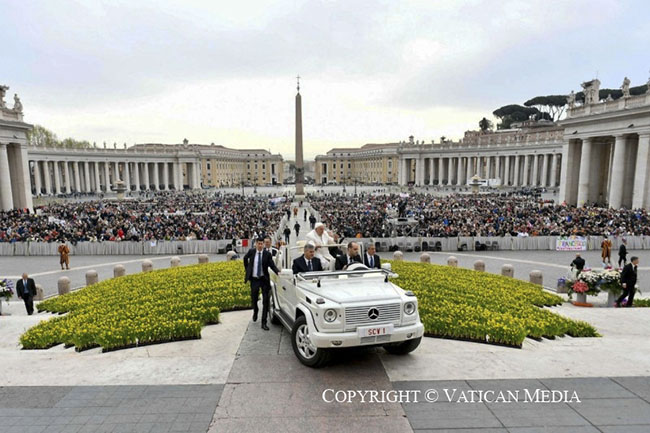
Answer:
[{"left": 3, "top": 0, "right": 650, "bottom": 157}]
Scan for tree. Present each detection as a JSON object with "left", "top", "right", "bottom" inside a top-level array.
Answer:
[
  {"left": 60, "top": 137, "right": 91, "bottom": 149},
  {"left": 523, "top": 95, "right": 568, "bottom": 121},
  {"left": 492, "top": 104, "right": 539, "bottom": 129},
  {"left": 27, "top": 125, "right": 59, "bottom": 147},
  {"left": 478, "top": 117, "right": 493, "bottom": 132}
]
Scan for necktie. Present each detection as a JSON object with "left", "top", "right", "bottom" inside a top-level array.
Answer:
[
  {"left": 308, "top": 260, "right": 312, "bottom": 271},
  {"left": 370, "top": 256, "right": 374, "bottom": 268},
  {"left": 23, "top": 280, "right": 28, "bottom": 295},
  {"left": 257, "top": 252, "right": 262, "bottom": 278}
]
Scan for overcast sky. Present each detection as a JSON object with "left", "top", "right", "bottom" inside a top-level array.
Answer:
[{"left": 2, "top": 0, "right": 649, "bottom": 159}]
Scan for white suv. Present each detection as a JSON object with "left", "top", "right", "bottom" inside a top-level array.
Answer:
[{"left": 270, "top": 244, "right": 424, "bottom": 367}]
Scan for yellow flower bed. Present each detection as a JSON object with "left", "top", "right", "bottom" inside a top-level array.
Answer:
[
  {"left": 390, "top": 261, "right": 599, "bottom": 347},
  {"left": 21, "top": 261, "right": 250, "bottom": 352},
  {"left": 21, "top": 260, "right": 598, "bottom": 352}
]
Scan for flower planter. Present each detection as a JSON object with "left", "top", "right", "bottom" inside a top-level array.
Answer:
[
  {"left": 576, "top": 293, "right": 587, "bottom": 304},
  {"left": 607, "top": 291, "right": 617, "bottom": 307}
]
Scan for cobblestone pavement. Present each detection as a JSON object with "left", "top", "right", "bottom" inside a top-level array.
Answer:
[{"left": 0, "top": 385, "right": 222, "bottom": 433}]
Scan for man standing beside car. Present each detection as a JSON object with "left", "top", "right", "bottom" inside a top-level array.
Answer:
[
  {"left": 363, "top": 243, "right": 381, "bottom": 269},
  {"left": 243, "top": 238, "right": 280, "bottom": 330}
]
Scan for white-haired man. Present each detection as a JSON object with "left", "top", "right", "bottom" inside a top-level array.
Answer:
[{"left": 305, "top": 222, "right": 338, "bottom": 268}]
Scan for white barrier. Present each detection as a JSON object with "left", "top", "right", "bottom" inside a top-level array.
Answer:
[{"left": 1, "top": 235, "right": 646, "bottom": 256}]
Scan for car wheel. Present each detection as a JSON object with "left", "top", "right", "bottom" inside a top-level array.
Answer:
[
  {"left": 383, "top": 337, "right": 422, "bottom": 355},
  {"left": 291, "top": 315, "right": 330, "bottom": 368}
]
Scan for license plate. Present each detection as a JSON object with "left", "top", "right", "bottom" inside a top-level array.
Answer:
[{"left": 358, "top": 324, "right": 394, "bottom": 337}]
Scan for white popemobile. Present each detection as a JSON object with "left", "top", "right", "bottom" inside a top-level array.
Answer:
[{"left": 269, "top": 241, "right": 424, "bottom": 367}]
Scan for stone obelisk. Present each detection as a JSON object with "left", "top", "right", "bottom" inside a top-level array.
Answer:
[{"left": 295, "top": 75, "right": 305, "bottom": 197}]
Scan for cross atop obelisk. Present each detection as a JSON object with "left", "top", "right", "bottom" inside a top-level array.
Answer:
[{"left": 295, "top": 75, "right": 305, "bottom": 196}]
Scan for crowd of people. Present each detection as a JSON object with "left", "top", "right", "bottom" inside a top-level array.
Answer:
[
  {"left": 0, "top": 192, "right": 291, "bottom": 243},
  {"left": 308, "top": 192, "right": 650, "bottom": 238}
]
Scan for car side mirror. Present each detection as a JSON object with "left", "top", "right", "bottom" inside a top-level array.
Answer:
[{"left": 381, "top": 263, "right": 392, "bottom": 271}]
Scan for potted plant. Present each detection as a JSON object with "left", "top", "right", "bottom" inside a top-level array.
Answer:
[{"left": 0, "top": 278, "right": 15, "bottom": 315}]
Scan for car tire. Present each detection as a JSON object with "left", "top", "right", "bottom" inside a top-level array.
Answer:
[
  {"left": 291, "top": 315, "right": 330, "bottom": 368},
  {"left": 383, "top": 337, "right": 422, "bottom": 355}
]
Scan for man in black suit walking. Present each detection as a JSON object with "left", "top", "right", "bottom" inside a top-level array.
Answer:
[
  {"left": 16, "top": 273, "right": 37, "bottom": 315},
  {"left": 243, "top": 238, "right": 280, "bottom": 330},
  {"left": 363, "top": 243, "right": 381, "bottom": 269},
  {"left": 292, "top": 243, "right": 323, "bottom": 274},
  {"left": 335, "top": 242, "right": 362, "bottom": 270},
  {"left": 616, "top": 256, "right": 639, "bottom": 307}
]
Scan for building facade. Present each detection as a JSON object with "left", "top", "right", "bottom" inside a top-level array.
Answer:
[
  {"left": 315, "top": 143, "right": 401, "bottom": 185},
  {"left": 0, "top": 86, "right": 33, "bottom": 211},
  {"left": 315, "top": 129, "right": 562, "bottom": 189}
]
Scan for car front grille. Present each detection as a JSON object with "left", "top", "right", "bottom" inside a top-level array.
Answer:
[{"left": 344, "top": 303, "right": 401, "bottom": 332}]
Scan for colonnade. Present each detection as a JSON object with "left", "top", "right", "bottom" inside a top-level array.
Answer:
[
  {"left": 399, "top": 153, "right": 561, "bottom": 188},
  {"left": 29, "top": 159, "right": 203, "bottom": 195}
]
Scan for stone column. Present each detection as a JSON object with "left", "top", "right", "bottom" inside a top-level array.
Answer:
[
  {"left": 84, "top": 161, "right": 91, "bottom": 192},
  {"left": 451, "top": 158, "right": 458, "bottom": 185},
  {"left": 43, "top": 160, "right": 52, "bottom": 195},
  {"left": 153, "top": 162, "right": 160, "bottom": 190},
  {"left": 113, "top": 161, "right": 120, "bottom": 182},
  {"left": 513, "top": 156, "right": 521, "bottom": 186},
  {"left": 173, "top": 162, "right": 181, "bottom": 190},
  {"left": 438, "top": 157, "right": 444, "bottom": 185},
  {"left": 18, "top": 145, "right": 34, "bottom": 209},
  {"left": 103, "top": 162, "right": 110, "bottom": 192},
  {"left": 503, "top": 156, "right": 510, "bottom": 186},
  {"left": 64, "top": 162, "right": 72, "bottom": 194},
  {"left": 531, "top": 155, "right": 539, "bottom": 186},
  {"left": 458, "top": 157, "right": 466, "bottom": 186},
  {"left": 94, "top": 162, "right": 101, "bottom": 193},
  {"left": 577, "top": 138, "right": 594, "bottom": 207},
  {"left": 143, "top": 162, "right": 150, "bottom": 190},
  {"left": 73, "top": 161, "right": 81, "bottom": 192},
  {"left": 429, "top": 158, "right": 435, "bottom": 185},
  {"left": 633, "top": 134, "right": 650, "bottom": 209},
  {"left": 495, "top": 156, "right": 502, "bottom": 184},
  {"left": 550, "top": 154, "right": 558, "bottom": 187},
  {"left": 53, "top": 161, "right": 61, "bottom": 194},
  {"left": 521, "top": 155, "right": 529, "bottom": 186},
  {"left": 195, "top": 162, "right": 201, "bottom": 188},
  {"left": 33, "top": 161, "right": 42, "bottom": 195},
  {"left": 133, "top": 162, "right": 140, "bottom": 191},
  {"left": 608, "top": 135, "right": 627, "bottom": 209},
  {"left": 541, "top": 154, "right": 548, "bottom": 187},
  {"left": 163, "top": 162, "right": 169, "bottom": 190},
  {"left": 124, "top": 161, "right": 130, "bottom": 191},
  {"left": 0, "top": 143, "right": 14, "bottom": 210}
]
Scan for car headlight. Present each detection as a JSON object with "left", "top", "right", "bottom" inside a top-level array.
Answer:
[
  {"left": 324, "top": 309, "right": 338, "bottom": 322},
  {"left": 404, "top": 302, "right": 416, "bottom": 315}
]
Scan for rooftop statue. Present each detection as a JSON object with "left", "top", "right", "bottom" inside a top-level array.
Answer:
[
  {"left": 0, "top": 85, "right": 8, "bottom": 108},
  {"left": 566, "top": 90, "right": 576, "bottom": 108},
  {"left": 13, "top": 94, "right": 23, "bottom": 113},
  {"left": 621, "top": 76, "right": 631, "bottom": 98}
]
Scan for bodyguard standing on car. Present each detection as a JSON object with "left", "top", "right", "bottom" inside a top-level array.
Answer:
[{"left": 243, "top": 238, "right": 280, "bottom": 330}]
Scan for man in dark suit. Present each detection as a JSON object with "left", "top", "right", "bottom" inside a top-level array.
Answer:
[
  {"left": 243, "top": 238, "right": 280, "bottom": 330},
  {"left": 263, "top": 236, "right": 278, "bottom": 257},
  {"left": 293, "top": 243, "right": 323, "bottom": 274},
  {"left": 616, "top": 256, "right": 639, "bottom": 307},
  {"left": 363, "top": 243, "right": 381, "bottom": 269},
  {"left": 571, "top": 253, "right": 585, "bottom": 275},
  {"left": 335, "top": 242, "right": 362, "bottom": 270},
  {"left": 16, "top": 273, "right": 37, "bottom": 315}
]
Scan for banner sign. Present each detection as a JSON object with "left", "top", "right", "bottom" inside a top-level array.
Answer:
[{"left": 556, "top": 236, "right": 587, "bottom": 251}]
